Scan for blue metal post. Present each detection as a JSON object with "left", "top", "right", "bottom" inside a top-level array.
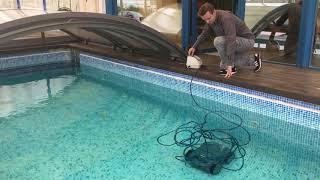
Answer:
[
  {"left": 190, "top": 0, "right": 198, "bottom": 45},
  {"left": 105, "top": 0, "right": 108, "bottom": 13},
  {"left": 182, "top": 0, "right": 191, "bottom": 50},
  {"left": 16, "top": 0, "right": 21, "bottom": 9},
  {"left": 297, "top": 0, "right": 318, "bottom": 68},
  {"left": 106, "top": 0, "right": 117, "bottom": 15},
  {"left": 43, "top": 0, "right": 47, "bottom": 11},
  {"left": 235, "top": 0, "right": 246, "bottom": 20}
]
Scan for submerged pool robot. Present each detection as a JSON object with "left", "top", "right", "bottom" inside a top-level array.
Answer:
[
  {"left": 184, "top": 142, "right": 235, "bottom": 175},
  {"left": 186, "top": 55, "right": 202, "bottom": 69},
  {"left": 158, "top": 54, "right": 250, "bottom": 176}
]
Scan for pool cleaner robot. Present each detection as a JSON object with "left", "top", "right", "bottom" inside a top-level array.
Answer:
[
  {"left": 184, "top": 142, "right": 235, "bottom": 175},
  {"left": 186, "top": 55, "right": 202, "bottom": 69}
]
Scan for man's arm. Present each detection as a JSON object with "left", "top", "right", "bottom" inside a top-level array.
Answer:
[{"left": 192, "top": 24, "right": 211, "bottom": 49}]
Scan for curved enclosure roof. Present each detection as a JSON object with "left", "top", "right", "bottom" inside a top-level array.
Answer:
[
  {"left": 0, "top": 12, "right": 186, "bottom": 61},
  {"left": 251, "top": 4, "right": 289, "bottom": 37}
]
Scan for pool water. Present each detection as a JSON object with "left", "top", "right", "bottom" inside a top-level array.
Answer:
[{"left": 0, "top": 66, "right": 319, "bottom": 179}]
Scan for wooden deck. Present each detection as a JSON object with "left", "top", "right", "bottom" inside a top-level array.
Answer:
[{"left": 73, "top": 44, "right": 320, "bottom": 105}]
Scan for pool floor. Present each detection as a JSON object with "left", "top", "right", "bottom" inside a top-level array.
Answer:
[{"left": 0, "top": 67, "right": 319, "bottom": 179}]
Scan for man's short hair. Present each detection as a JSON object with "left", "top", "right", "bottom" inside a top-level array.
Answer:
[{"left": 198, "top": 3, "right": 215, "bottom": 16}]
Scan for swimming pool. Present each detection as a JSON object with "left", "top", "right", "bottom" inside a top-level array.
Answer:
[{"left": 0, "top": 52, "right": 319, "bottom": 179}]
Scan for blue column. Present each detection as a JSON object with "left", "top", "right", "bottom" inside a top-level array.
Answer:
[
  {"left": 43, "top": 0, "right": 47, "bottom": 11},
  {"left": 297, "top": 0, "right": 318, "bottom": 68},
  {"left": 106, "top": 0, "right": 117, "bottom": 15},
  {"left": 182, "top": 0, "right": 191, "bottom": 50},
  {"left": 190, "top": 0, "right": 198, "bottom": 45},
  {"left": 17, "top": 0, "right": 21, "bottom": 9},
  {"left": 234, "top": 0, "right": 246, "bottom": 20}
]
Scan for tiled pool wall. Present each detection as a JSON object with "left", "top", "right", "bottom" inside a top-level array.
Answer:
[
  {"left": 0, "top": 51, "right": 72, "bottom": 71},
  {"left": 80, "top": 53, "right": 320, "bottom": 148}
]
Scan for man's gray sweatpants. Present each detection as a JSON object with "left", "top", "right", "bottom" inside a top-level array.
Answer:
[{"left": 213, "top": 36, "right": 255, "bottom": 69}]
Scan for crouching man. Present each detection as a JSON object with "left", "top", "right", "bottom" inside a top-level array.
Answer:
[{"left": 188, "top": 3, "right": 262, "bottom": 79}]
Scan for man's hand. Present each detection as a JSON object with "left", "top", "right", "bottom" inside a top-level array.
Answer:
[
  {"left": 225, "top": 66, "right": 233, "bottom": 79},
  {"left": 188, "top": 48, "right": 196, "bottom": 56}
]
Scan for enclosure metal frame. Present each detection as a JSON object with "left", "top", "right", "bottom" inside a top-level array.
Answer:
[{"left": 297, "top": 0, "right": 318, "bottom": 68}]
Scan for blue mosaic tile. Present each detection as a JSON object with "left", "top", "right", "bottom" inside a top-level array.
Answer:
[
  {"left": 80, "top": 53, "right": 320, "bottom": 137},
  {"left": 0, "top": 51, "right": 72, "bottom": 71}
]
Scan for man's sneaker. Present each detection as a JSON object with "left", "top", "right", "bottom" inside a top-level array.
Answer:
[
  {"left": 218, "top": 67, "right": 237, "bottom": 76},
  {"left": 254, "top": 53, "right": 262, "bottom": 72}
]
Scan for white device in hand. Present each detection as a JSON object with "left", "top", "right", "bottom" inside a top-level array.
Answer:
[{"left": 186, "top": 55, "right": 202, "bottom": 69}]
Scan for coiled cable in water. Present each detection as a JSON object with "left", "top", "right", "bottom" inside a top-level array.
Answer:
[{"left": 157, "top": 69, "right": 251, "bottom": 172}]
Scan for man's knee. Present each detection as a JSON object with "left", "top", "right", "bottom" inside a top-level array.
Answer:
[{"left": 213, "top": 36, "right": 226, "bottom": 48}]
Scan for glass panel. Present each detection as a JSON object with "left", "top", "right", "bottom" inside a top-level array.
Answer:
[
  {"left": 47, "top": 0, "right": 105, "bottom": 13},
  {"left": 43, "top": 30, "right": 69, "bottom": 38},
  {"left": 20, "top": 0, "right": 43, "bottom": 9},
  {"left": 117, "top": 0, "right": 182, "bottom": 46},
  {"left": 13, "top": 30, "right": 69, "bottom": 40},
  {"left": 4, "top": 30, "right": 75, "bottom": 50},
  {"left": 14, "top": 32, "right": 42, "bottom": 40},
  {"left": 63, "top": 28, "right": 112, "bottom": 45},
  {"left": 246, "top": 0, "right": 301, "bottom": 65},
  {"left": 0, "top": 1, "right": 15, "bottom": 9},
  {"left": 311, "top": 2, "right": 320, "bottom": 68}
]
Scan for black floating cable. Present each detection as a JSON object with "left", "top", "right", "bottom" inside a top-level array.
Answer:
[{"left": 157, "top": 68, "right": 251, "bottom": 172}]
